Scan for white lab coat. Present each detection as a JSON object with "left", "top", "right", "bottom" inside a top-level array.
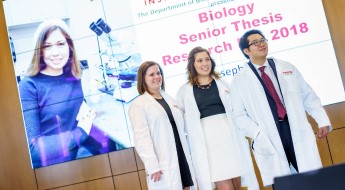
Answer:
[
  {"left": 176, "top": 78, "right": 259, "bottom": 190},
  {"left": 128, "top": 91, "right": 196, "bottom": 190},
  {"left": 230, "top": 58, "right": 332, "bottom": 187}
]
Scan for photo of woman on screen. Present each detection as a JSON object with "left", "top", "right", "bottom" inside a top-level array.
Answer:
[{"left": 18, "top": 19, "right": 113, "bottom": 168}]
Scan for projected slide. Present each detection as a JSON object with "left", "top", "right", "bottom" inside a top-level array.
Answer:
[
  {"left": 3, "top": 0, "right": 344, "bottom": 168},
  {"left": 130, "top": 0, "right": 345, "bottom": 105}
]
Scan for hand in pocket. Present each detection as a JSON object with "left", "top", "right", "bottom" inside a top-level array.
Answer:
[{"left": 252, "top": 133, "right": 275, "bottom": 156}]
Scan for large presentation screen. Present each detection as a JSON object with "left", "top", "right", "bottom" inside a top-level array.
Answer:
[{"left": 3, "top": 0, "right": 344, "bottom": 168}]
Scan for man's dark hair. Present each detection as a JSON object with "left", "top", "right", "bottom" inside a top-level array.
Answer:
[{"left": 239, "top": 29, "right": 266, "bottom": 59}]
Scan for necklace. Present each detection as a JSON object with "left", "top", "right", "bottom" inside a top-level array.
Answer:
[{"left": 196, "top": 80, "right": 212, "bottom": 90}]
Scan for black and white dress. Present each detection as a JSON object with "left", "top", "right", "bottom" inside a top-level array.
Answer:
[{"left": 193, "top": 79, "right": 243, "bottom": 182}]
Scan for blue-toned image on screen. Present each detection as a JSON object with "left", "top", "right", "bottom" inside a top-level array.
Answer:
[{"left": 4, "top": 0, "right": 141, "bottom": 168}]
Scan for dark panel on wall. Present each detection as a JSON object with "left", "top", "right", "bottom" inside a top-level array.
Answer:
[
  {"left": 35, "top": 154, "right": 112, "bottom": 189},
  {"left": 55, "top": 177, "right": 115, "bottom": 190},
  {"left": 327, "top": 128, "right": 345, "bottom": 164},
  {"left": 0, "top": 3, "right": 37, "bottom": 190},
  {"left": 109, "top": 148, "right": 137, "bottom": 175},
  {"left": 113, "top": 172, "right": 142, "bottom": 190}
]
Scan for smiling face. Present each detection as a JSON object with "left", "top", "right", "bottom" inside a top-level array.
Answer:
[
  {"left": 144, "top": 64, "right": 162, "bottom": 94},
  {"left": 193, "top": 51, "right": 212, "bottom": 77},
  {"left": 42, "top": 29, "right": 70, "bottom": 75},
  {"left": 244, "top": 33, "right": 269, "bottom": 64}
]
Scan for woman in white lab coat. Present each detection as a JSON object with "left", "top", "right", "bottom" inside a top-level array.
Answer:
[
  {"left": 128, "top": 61, "right": 195, "bottom": 190},
  {"left": 176, "top": 47, "right": 258, "bottom": 190}
]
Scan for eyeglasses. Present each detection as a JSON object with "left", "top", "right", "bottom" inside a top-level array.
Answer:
[
  {"left": 42, "top": 41, "right": 68, "bottom": 51},
  {"left": 248, "top": 39, "right": 268, "bottom": 47}
]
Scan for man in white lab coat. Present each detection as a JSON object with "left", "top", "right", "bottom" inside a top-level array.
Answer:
[{"left": 230, "top": 29, "right": 332, "bottom": 188}]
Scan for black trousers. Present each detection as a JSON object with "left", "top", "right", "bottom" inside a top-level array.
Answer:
[
  {"left": 272, "top": 116, "right": 299, "bottom": 190},
  {"left": 277, "top": 116, "right": 299, "bottom": 172}
]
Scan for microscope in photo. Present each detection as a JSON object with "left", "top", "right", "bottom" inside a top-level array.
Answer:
[{"left": 89, "top": 18, "right": 140, "bottom": 102}]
